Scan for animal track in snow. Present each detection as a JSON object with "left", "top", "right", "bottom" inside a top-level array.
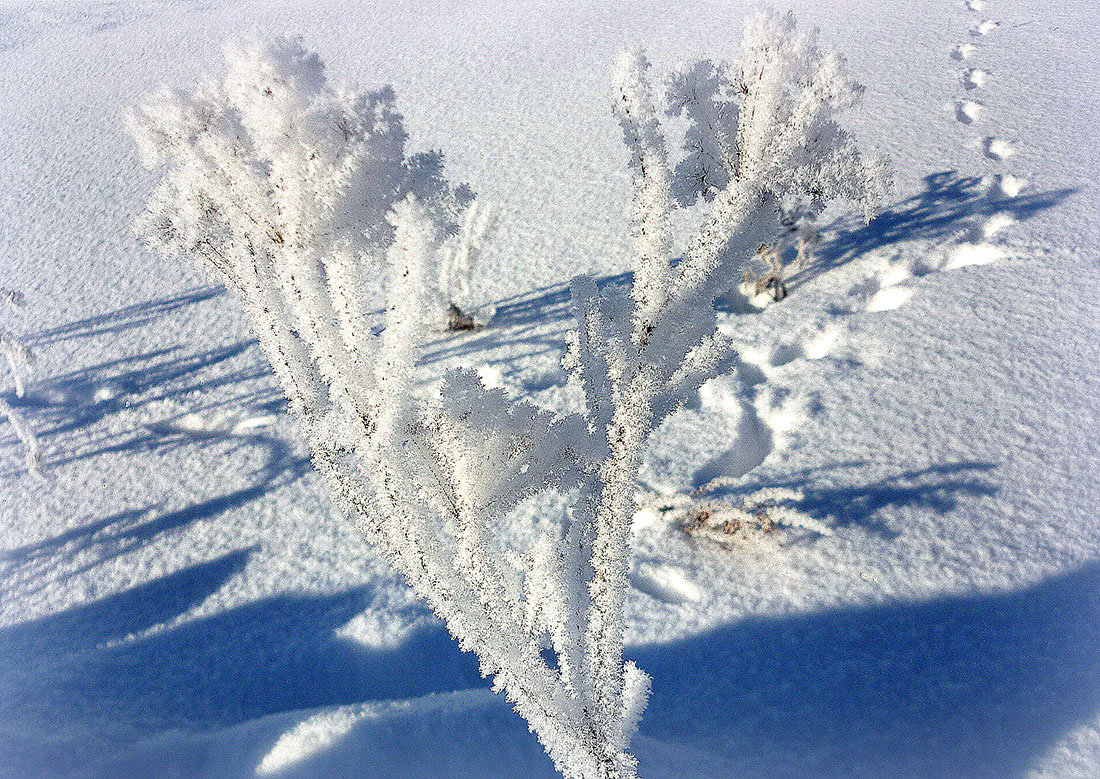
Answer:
[
  {"left": 841, "top": 261, "right": 918, "bottom": 314},
  {"left": 952, "top": 43, "right": 978, "bottom": 60},
  {"left": 631, "top": 562, "right": 701, "bottom": 604},
  {"left": 994, "top": 173, "right": 1027, "bottom": 198},
  {"left": 939, "top": 1, "right": 1028, "bottom": 273},
  {"left": 961, "top": 68, "right": 989, "bottom": 89},
  {"left": 741, "top": 321, "right": 845, "bottom": 372},
  {"left": 983, "top": 137, "right": 1015, "bottom": 160},
  {"left": 801, "top": 325, "right": 842, "bottom": 360},
  {"left": 694, "top": 377, "right": 777, "bottom": 483},
  {"left": 944, "top": 242, "right": 1004, "bottom": 270},
  {"left": 865, "top": 285, "right": 915, "bottom": 313},
  {"left": 955, "top": 99, "right": 984, "bottom": 124},
  {"left": 971, "top": 19, "right": 1000, "bottom": 36},
  {"left": 979, "top": 212, "right": 1016, "bottom": 239}
]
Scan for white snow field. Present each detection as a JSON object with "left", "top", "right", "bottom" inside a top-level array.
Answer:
[{"left": 2, "top": 0, "right": 1099, "bottom": 776}]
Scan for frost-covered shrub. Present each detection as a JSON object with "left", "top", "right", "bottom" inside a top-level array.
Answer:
[
  {"left": 1, "top": 288, "right": 41, "bottom": 475},
  {"left": 130, "top": 10, "right": 888, "bottom": 778}
]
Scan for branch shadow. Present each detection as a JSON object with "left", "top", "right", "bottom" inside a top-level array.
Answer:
[
  {"left": 0, "top": 451, "right": 311, "bottom": 597},
  {"left": 26, "top": 285, "right": 224, "bottom": 347},
  {"left": 417, "top": 272, "right": 632, "bottom": 370},
  {"left": 727, "top": 461, "right": 1000, "bottom": 539},
  {"left": 691, "top": 442, "right": 999, "bottom": 540},
  {"left": 632, "top": 559, "right": 1100, "bottom": 778},
  {"left": 5, "top": 547, "right": 1095, "bottom": 777},
  {"left": 0, "top": 339, "right": 283, "bottom": 478},
  {"left": 420, "top": 173, "right": 1076, "bottom": 372},
  {"left": 790, "top": 171, "right": 1076, "bottom": 290}
]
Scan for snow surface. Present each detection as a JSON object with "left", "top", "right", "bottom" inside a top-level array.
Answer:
[{"left": 2, "top": 0, "right": 1099, "bottom": 776}]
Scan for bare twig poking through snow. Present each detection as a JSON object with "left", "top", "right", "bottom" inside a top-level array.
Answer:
[
  {"left": 439, "top": 200, "right": 496, "bottom": 329},
  {"left": 130, "top": 10, "right": 888, "bottom": 778},
  {"left": 638, "top": 483, "right": 832, "bottom": 547},
  {"left": 0, "top": 288, "right": 41, "bottom": 475}
]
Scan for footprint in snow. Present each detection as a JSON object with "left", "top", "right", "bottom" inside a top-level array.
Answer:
[
  {"left": 944, "top": 242, "right": 1005, "bottom": 270},
  {"left": 983, "top": 137, "right": 1015, "bottom": 160},
  {"left": 995, "top": 173, "right": 1027, "bottom": 198},
  {"left": 631, "top": 562, "right": 701, "bottom": 604},
  {"left": 757, "top": 324, "right": 843, "bottom": 370},
  {"left": 954, "top": 99, "right": 984, "bottom": 124},
  {"left": 971, "top": 19, "right": 1000, "bottom": 36},
  {"left": 966, "top": 0, "right": 987, "bottom": 11},
  {"left": 842, "top": 263, "right": 917, "bottom": 314},
  {"left": 952, "top": 43, "right": 978, "bottom": 60},
  {"left": 864, "top": 284, "right": 915, "bottom": 313},
  {"left": 961, "top": 68, "right": 989, "bottom": 89}
]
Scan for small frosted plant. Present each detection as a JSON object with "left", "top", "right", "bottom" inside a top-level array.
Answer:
[
  {"left": 0, "top": 288, "right": 41, "bottom": 475},
  {"left": 130, "top": 9, "right": 889, "bottom": 778},
  {"left": 439, "top": 199, "right": 496, "bottom": 329}
]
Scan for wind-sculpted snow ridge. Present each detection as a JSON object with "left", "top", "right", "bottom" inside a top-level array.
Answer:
[{"left": 129, "top": 9, "right": 889, "bottom": 777}]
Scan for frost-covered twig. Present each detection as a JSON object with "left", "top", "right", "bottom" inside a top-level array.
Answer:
[
  {"left": 0, "top": 397, "right": 41, "bottom": 476},
  {"left": 439, "top": 200, "right": 496, "bottom": 329},
  {"left": 0, "top": 288, "right": 40, "bottom": 475}
]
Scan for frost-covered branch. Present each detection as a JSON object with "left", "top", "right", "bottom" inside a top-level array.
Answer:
[
  {"left": 659, "top": 10, "right": 891, "bottom": 316},
  {"left": 439, "top": 200, "right": 496, "bottom": 329},
  {"left": 598, "top": 9, "right": 891, "bottom": 443}
]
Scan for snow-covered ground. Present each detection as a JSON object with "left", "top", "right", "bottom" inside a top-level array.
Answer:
[{"left": 2, "top": 0, "right": 1099, "bottom": 776}]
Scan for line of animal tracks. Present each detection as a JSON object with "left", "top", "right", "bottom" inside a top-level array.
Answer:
[
  {"left": 630, "top": 2, "right": 1037, "bottom": 577},
  {"left": 950, "top": 0, "right": 1028, "bottom": 267}
]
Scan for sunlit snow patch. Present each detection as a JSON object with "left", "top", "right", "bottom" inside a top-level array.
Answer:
[
  {"left": 257, "top": 706, "right": 371, "bottom": 774},
  {"left": 335, "top": 608, "right": 433, "bottom": 650},
  {"left": 981, "top": 212, "right": 1016, "bottom": 239},
  {"left": 866, "top": 285, "right": 914, "bottom": 312},
  {"left": 257, "top": 691, "right": 493, "bottom": 775},
  {"left": 945, "top": 242, "right": 1005, "bottom": 269},
  {"left": 998, "top": 174, "right": 1027, "bottom": 198},
  {"left": 802, "top": 326, "right": 841, "bottom": 360}
]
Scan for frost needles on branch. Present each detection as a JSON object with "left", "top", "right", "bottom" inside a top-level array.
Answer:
[{"left": 130, "top": 9, "right": 888, "bottom": 778}]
